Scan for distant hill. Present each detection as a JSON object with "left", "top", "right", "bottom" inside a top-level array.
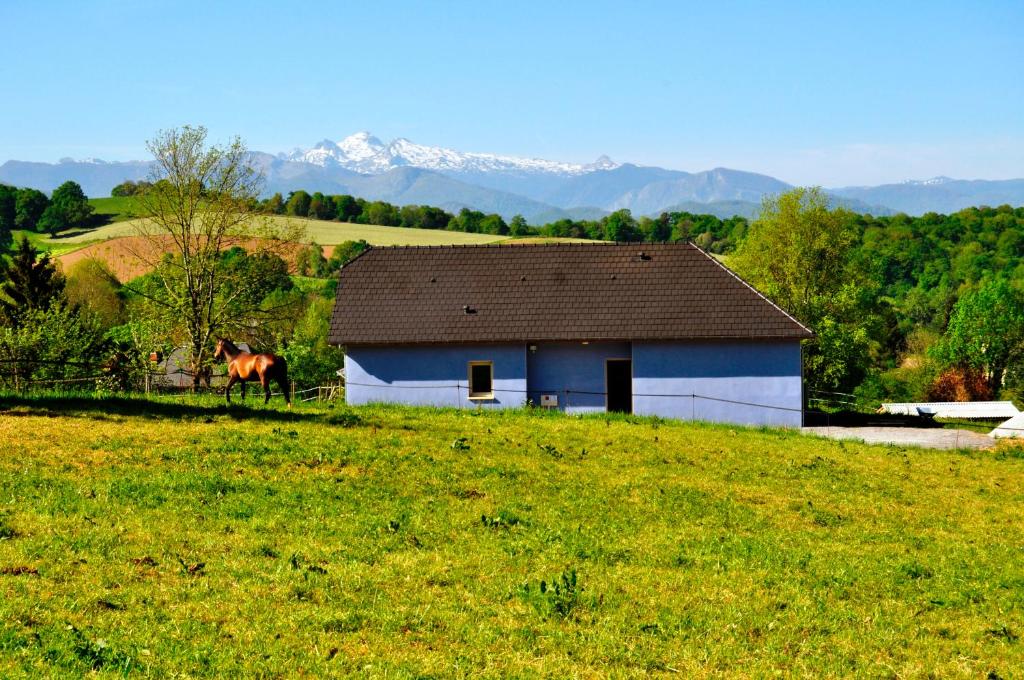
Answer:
[
  {"left": 3, "top": 132, "right": 1021, "bottom": 221},
  {"left": 0, "top": 158, "right": 150, "bottom": 197},
  {"left": 830, "top": 177, "right": 1024, "bottom": 215}
]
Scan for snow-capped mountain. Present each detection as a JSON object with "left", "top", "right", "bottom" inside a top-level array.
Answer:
[
  {"left": 285, "top": 132, "right": 619, "bottom": 176},
  {"left": 3, "top": 135, "right": 1022, "bottom": 221},
  {"left": 901, "top": 176, "right": 954, "bottom": 186}
]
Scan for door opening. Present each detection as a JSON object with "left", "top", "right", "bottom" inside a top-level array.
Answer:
[{"left": 606, "top": 359, "right": 632, "bottom": 414}]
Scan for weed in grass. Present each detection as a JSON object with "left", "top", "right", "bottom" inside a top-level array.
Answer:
[
  {"left": 0, "top": 565, "right": 38, "bottom": 576},
  {"left": 324, "top": 411, "right": 362, "bottom": 427},
  {"left": 480, "top": 511, "right": 522, "bottom": 529},
  {"left": 177, "top": 557, "right": 205, "bottom": 576},
  {"left": 0, "top": 517, "right": 18, "bottom": 540},
  {"left": 522, "top": 569, "right": 583, "bottom": 620},
  {"left": 257, "top": 545, "right": 279, "bottom": 559},
  {"left": 900, "top": 562, "right": 935, "bottom": 581},
  {"left": 811, "top": 508, "right": 846, "bottom": 528},
  {"left": 452, "top": 488, "right": 485, "bottom": 499},
  {"left": 538, "top": 443, "right": 562, "bottom": 459},
  {"left": 985, "top": 625, "right": 1018, "bottom": 643},
  {"left": 323, "top": 614, "right": 365, "bottom": 634},
  {"left": 450, "top": 437, "right": 470, "bottom": 452},
  {"left": 59, "top": 625, "right": 135, "bottom": 673}
]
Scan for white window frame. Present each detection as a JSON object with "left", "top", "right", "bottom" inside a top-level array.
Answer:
[{"left": 468, "top": 361, "right": 494, "bottom": 399}]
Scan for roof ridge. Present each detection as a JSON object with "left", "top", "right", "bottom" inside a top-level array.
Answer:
[{"left": 688, "top": 243, "right": 814, "bottom": 336}]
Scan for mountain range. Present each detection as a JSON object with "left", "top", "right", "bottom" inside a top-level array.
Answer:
[{"left": 2, "top": 132, "right": 1022, "bottom": 222}]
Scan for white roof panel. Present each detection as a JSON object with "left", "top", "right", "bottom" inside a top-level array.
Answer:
[
  {"left": 880, "top": 401, "right": 1020, "bottom": 419},
  {"left": 991, "top": 413, "right": 1024, "bottom": 439}
]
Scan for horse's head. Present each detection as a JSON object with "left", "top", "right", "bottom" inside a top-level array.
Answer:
[{"left": 214, "top": 338, "right": 227, "bottom": 361}]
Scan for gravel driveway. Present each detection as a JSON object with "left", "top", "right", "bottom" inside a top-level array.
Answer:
[{"left": 802, "top": 426, "right": 994, "bottom": 450}]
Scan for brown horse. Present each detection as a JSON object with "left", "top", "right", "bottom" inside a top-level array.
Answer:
[{"left": 214, "top": 338, "right": 291, "bottom": 406}]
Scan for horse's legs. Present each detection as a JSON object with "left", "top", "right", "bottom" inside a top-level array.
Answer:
[
  {"left": 240, "top": 381, "right": 247, "bottom": 400},
  {"left": 225, "top": 374, "right": 238, "bottom": 405},
  {"left": 276, "top": 371, "right": 291, "bottom": 408},
  {"left": 261, "top": 374, "right": 272, "bottom": 404}
]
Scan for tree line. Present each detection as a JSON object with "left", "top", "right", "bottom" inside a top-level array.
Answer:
[{"left": 0, "top": 180, "right": 94, "bottom": 239}]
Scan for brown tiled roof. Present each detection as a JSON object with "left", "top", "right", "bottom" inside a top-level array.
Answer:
[{"left": 328, "top": 243, "right": 813, "bottom": 345}]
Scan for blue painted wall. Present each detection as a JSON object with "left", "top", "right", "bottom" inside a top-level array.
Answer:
[
  {"left": 632, "top": 340, "right": 803, "bottom": 427},
  {"left": 344, "top": 344, "right": 527, "bottom": 408},
  {"left": 344, "top": 339, "right": 804, "bottom": 427},
  {"left": 526, "top": 342, "right": 631, "bottom": 413}
]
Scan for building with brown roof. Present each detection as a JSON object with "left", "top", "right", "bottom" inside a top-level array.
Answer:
[{"left": 329, "top": 242, "right": 813, "bottom": 426}]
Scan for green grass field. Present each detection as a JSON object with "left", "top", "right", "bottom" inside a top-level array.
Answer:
[
  {"left": 7, "top": 230, "right": 87, "bottom": 257},
  {"left": 1, "top": 393, "right": 1022, "bottom": 677},
  {"left": 88, "top": 196, "right": 143, "bottom": 223}
]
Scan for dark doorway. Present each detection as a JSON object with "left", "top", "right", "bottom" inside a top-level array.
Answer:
[{"left": 606, "top": 359, "right": 632, "bottom": 413}]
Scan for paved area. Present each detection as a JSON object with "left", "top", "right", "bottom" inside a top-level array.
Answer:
[{"left": 802, "top": 426, "right": 994, "bottom": 450}]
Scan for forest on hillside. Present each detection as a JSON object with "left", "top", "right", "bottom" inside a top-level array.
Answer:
[{"left": 1, "top": 130, "right": 1022, "bottom": 409}]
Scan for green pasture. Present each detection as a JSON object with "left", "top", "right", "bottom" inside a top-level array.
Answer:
[{"left": 0, "top": 393, "right": 1021, "bottom": 677}]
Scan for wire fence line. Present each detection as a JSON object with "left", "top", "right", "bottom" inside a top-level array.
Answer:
[
  {"left": 342, "top": 380, "right": 804, "bottom": 414},
  {"left": 2, "top": 359, "right": 1023, "bottom": 434}
]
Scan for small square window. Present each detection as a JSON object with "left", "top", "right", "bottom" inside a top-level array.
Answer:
[{"left": 468, "top": 361, "right": 493, "bottom": 399}]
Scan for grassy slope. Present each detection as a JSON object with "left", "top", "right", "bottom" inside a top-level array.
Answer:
[
  {"left": 8, "top": 230, "right": 85, "bottom": 257},
  {"left": 0, "top": 394, "right": 1022, "bottom": 677},
  {"left": 88, "top": 196, "right": 142, "bottom": 223},
  {"left": 57, "top": 216, "right": 508, "bottom": 246}
]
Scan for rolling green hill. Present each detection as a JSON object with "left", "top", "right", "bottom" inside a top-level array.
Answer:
[{"left": 88, "top": 196, "right": 143, "bottom": 223}]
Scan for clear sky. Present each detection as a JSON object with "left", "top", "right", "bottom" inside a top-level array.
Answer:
[{"left": 1, "top": 0, "right": 1021, "bottom": 186}]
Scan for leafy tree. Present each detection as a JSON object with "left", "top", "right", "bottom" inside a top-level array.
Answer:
[
  {"left": 295, "top": 241, "right": 329, "bottom": 277},
  {"left": 127, "top": 125, "right": 303, "bottom": 383},
  {"left": 419, "top": 205, "right": 451, "bottom": 229},
  {"left": 0, "top": 299, "right": 108, "bottom": 389},
  {"left": 111, "top": 180, "right": 147, "bottom": 197},
  {"left": 37, "top": 180, "right": 93, "bottom": 234},
  {"left": 308, "top": 192, "right": 335, "bottom": 220},
  {"left": 278, "top": 297, "right": 345, "bottom": 388},
  {"left": 286, "top": 190, "right": 311, "bottom": 217},
  {"left": 0, "top": 236, "right": 66, "bottom": 328},
  {"left": 0, "top": 184, "right": 14, "bottom": 250},
  {"left": 931, "top": 278, "right": 1024, "bottom": 394},
  {"left": 732, "top": 187, "right": 872, "bottom": 391},
  {"left": 508, "top": 214, "right": 530, "bottom": 236},
  {"left": 603, "top": 209, "right": 639, "bottom": 242},
  {"left": 452, "top": 208, "right": 486, "bottom": 233},
  {"left": 328, "top": 240, "right": 369, "bottom": 271},
  {"left": 364, "top": 201, "right": 399, "bottom": 226},
  {"left": 64, "top": 258, "right": 125, "bottom": 330},
  {"left": 333, "top": 194, "right": 361, "bottom": 222},
  {"left": 399, "top": 204, "right": 423, "bottom": 228},
  {"left": 477, "top": 214, "right": 506, "bottom": 235},
  {"left": 14, "top": 188, "right": 48, "bottom": 232},
  {"left": 641, "top": 214, "right": 672, "bottom": 242},
  {"left": 733, "top": 188, "right": 860, "bottom": 321},
  {"left": 263, "top": 192, "right": 285, "bottom": 214}
]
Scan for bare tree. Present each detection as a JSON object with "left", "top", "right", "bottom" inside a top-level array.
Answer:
[{"left": 127, "top": 125, "right": 303, "bottom": 385}]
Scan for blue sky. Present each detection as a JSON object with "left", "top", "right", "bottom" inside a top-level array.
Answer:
[{"left": 1, "top": 0, "right": 1021, "bottom": 185}]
